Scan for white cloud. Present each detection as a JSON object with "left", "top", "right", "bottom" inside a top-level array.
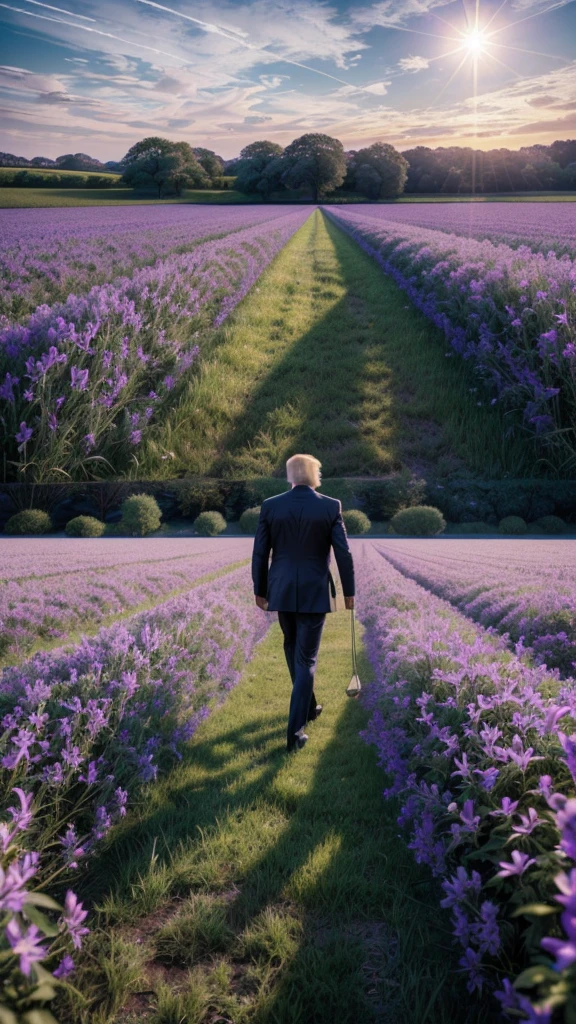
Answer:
[
  {"left": 259, "top": 74, "right": 289, "bottom": 88},
  {"left": 398, "top": 55, "right": 430, "bottom": 72},
  {"left": 510, "top": 0, "right": 574, "bottom": 10},
  {"left": 350, "top": 0, "right": 453, "bottom": 30},
  {"left": 363, "top": 81, "right": 389, "bottom": 95}
]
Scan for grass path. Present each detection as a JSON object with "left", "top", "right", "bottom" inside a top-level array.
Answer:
[
  {"left": 61, "top": 604, "right": 484, "bottom": 1024},
  {"left": 145, "top": 208, "right": 527, "bottom": 480}
]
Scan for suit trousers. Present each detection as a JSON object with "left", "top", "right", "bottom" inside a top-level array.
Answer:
[{"left": 278, "top": 610, "right": 326, "bottom": 748}]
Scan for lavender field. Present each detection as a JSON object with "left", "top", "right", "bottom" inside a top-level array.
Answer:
[
  {"left": 1, "top": 200, "right": 576, "bottom": 483},
  {"left": 0, "top": 205, "right": 311, "bottom": 479},
  {"left": 0, "top": 536, "right": 268, "bottom": 1011},
  {"left": 324, "top": 205, "right": 576, "bottom": 472},
  {"left": 355, "top": 537, "right": 576, "bottom": 1019},
  {"left": 3, "top": 534, "right": 576, "bottom": 1021}
]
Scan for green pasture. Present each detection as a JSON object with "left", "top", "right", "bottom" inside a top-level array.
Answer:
[
  {"left": 0, "top": 165, "right": 121, "bottom": 182},
  {"left": 2, "top": 183, "right": 575, "bottom": 207}
]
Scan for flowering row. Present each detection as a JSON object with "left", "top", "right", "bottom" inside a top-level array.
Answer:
[
  {"left": 0, "top": 534, "right": 244, "bottom": 581},
  {"left": 355, "top": 540, "right": 576, "bottom": 1020},
  {"left": 0, "top": 564, "right": 269, "bottom": 1010},
  {"left": 0, "top": 208, "right": 311, "bottom": 480},
  {"left": 0, "top": 204, "right": 295, "bottom": 317},
  {"left": 341, "top": 202, "right": 576, "bottom": 258},
  {"left": 376, "top": 538, "right": 576, "bottom": 677},
  {"left": 324, "top": 207, "right": 576, "bottom": 471},
  {"left": 0, "top": 540, "right": 251, "bottom": 661}
]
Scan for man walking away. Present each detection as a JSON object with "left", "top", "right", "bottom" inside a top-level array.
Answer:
[{"left": 251, "top": 454, "right": 355, "bottom": 753}]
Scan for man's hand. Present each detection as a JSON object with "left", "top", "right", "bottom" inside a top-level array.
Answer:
[
  {"left": 344, "top": 596, "right": 355, "bottom": 610},
  {"left": 255, "top": 595, "right": 268, "bottom": 611}
]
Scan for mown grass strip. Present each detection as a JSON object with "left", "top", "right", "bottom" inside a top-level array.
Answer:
[
  {"left": 59, "top": 604, "right": 484, "bottom": 1024},
  {"left": 144, "top": 208, "right": 527, "bottom": 480}
]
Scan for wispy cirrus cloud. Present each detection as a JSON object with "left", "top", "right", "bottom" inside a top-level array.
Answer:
[
  {"left": 0, "top": 0, "right": 574, "bottom": 159},
  {"left": 398, "top": 55, "right": 430, "bottom": 72}
]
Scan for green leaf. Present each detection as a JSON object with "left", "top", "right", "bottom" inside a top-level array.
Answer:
[
  {"left": 512, "top": 903, "right": 558, "bottom": 918},
  {"left": 22, "top": 1011, "right": 59, "bottom": 1024},
  {"left": 515, "top": 965, "right": 557, "bottom": 988},
  {"left": 23, "top": 906, "right": 59, "bottom": 938},
  {"left": 24, "top": 893, "right": 61, "bottom": 912},
  {"left": 0, "top": 1007, "right": 18, "bottom": 1024}
]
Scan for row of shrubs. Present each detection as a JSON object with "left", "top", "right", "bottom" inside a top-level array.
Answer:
[
  {"left": 1, "top": 474, "right": 575, "bottom": 533},
  {"left": 3, "top": 498, "right": 571, "bottom": 539}
]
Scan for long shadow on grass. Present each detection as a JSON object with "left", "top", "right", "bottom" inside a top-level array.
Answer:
[
  {"left": 193, "top": 215, "right": 401, "bottom": 479},
  {"left": 85, "top": 673, "right": 487, "bottom": 1023}
]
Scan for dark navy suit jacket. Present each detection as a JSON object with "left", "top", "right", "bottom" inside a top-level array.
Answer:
[{"left": 251, "top": 485, "right": 355, "bottom": 613}]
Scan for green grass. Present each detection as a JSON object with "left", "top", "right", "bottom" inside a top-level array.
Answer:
[
  {"left": 389, "top": 191, "right": 576, "bottom": 203},
  {"left": 0, "top": 188, "right": 287, "bottom": 208},
  {"left": 141, "top": 208, "right": 529, "bottom": 479},
  {"left": 0, "top": 166, "right": 120, "bottom": 180},
  {"left": 57, "top": 608, "right": 487, "bottom": 1024}
]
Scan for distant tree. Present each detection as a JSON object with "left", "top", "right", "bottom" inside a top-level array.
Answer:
[
  {"left": 234, "top": 141, "right": 284, "bottom": 197},
  {"left": 192, "top": 147, "right": 224, "bottom": 180},
  {"left": 564, "top": 161, "right": 576, "bottom": 188},
  {"left": 352, "top": 142, "right": 408, "bottom": 198},
  {"left": 342, "top": 151, "right": 358, "bottom": 190},
  {"left": 238, "top": 141, "right": 284, "bottom": 162},
  {"left": 30, "top": 156, "right": 56, "bottom": 167},
  {"left": 121, "top": 137, "right": 175, "bottom": 165},
  {"left": 55, "top": 152, "right": 106, "bottom": 171},
  {"left": 121, "top": 138, "right": 209, "bottom": 196},
  {"left": 355, "top": 164, "right": 382, "bottom": 199},
  {"left": 281, "top": 133, "right": 346, "bottom": 201},
  {"left": 549, "top": 139, "right": 576, "bottom": 169}
]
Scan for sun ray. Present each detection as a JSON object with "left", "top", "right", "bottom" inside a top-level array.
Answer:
[
  {"left": 488, "top": 40, "right": 567, "bottom": 62},
  {"left": 481, "top": 47, "right": 522, "bottom": 78},
  {"left": 483, "top": 0, "right": 511, "bottom": 33},
  {"left": 488, "top": 2, "right": 569, "bottom": 36},
  {"left": 432, "top": 51, "right": 471, "bottom": 103}
]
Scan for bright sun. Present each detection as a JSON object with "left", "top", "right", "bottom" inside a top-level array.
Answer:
[{"left": 464, "top": 30, "right": 487, "bottom": 54}]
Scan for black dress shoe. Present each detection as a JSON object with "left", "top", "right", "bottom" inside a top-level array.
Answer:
[
  {"left": 308, "top": 704, "right": 323, "bottom": 722},
  {"left": 287, "top": 733, "right": 309, "bottom": 752}
]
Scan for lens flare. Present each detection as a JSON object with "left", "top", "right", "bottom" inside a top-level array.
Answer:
[{"left": 464, "top": 30, "right": 487, "bottom": 54}]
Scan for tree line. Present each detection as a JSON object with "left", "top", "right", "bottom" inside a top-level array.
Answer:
[{"left": 3, "top": 134, "right": 576, "bottom": 198}]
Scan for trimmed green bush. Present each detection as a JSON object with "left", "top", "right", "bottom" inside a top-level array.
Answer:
[
  {"left": 458, "top": 521, "right": 492, "bottom": 535},
  {"left": 498, "top": 515, "right": 527, "bottom": 536},
  {"left": 356, "top": 471, "right": 426, "bottom": 521},
  {"left": 343, "top": 509, "right": 371, "bottom": 535},
  {"left": 120, "top": 493, "right": 162, "bottom": 536},
  {"left": 177, "top": 481, "right": 227, "bottom": 520},
  {"left": 4, "top": 509, "right": 51, "bottom": 535},
  {"left": 239, "top": 507, "right": 262, "bottom": 535},
  {"left": 535, "top": 515, "right": 566, "bottom": 535},
  {"left": 65, "top": 515, "right": 105, "bottom": 538},
  {"left": 390, "top": 505, "right": 446, "bottom": 537},
  {"left": 103, "top": 522, "right": 124, "bottom": 537},
  {"left": 193, "top": 511, "right": 227, "bottom": 537}
]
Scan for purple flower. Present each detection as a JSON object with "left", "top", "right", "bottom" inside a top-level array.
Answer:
[
  {"left": 497, "top": 850, "right": 536, "bottom": 878},
  {"left": 61, "top": 890, "right": 90, "bottom": 949},
  {"left": 15, "top": 421, "right": 33, "bottom": 447},
  {"left": 71, "top": 366, "right": 89, "bottom": 391},
  {"left": 6, "top": 919, "right": 46, "bottom": 975},
  {"left": 83, "top": 433, "right": 96, "bottom": 452},
  {"left": 130, "top": 430, "right": 142, "bottom": 445},
  {"left": 53, "top": 954, "right": 75, "bottom": 978}
]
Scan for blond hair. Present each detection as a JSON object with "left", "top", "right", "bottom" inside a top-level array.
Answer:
[{"left": 286, "top": 453, "right": 322, "bottom": 489}]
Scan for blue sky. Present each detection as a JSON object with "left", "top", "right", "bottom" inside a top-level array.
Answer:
[{"left": 0, "top": 0, "right": 575, "bottom": 160}]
